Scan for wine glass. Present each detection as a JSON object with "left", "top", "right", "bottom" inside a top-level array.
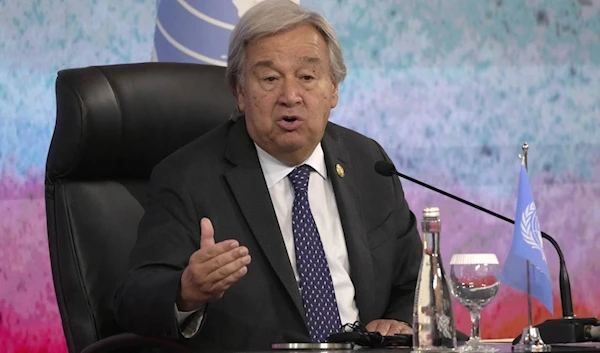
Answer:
[{"left": 449, "top": 253, "right": 500, "bottom": 352}]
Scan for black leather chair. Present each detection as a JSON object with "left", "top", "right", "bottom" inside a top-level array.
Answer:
[{"left": 45, "top": 62, "right": 236, "bottom": 353}]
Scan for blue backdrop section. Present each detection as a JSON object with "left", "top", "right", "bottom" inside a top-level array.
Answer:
[
  {"left": 154, "top": 0, "right": 237, "bottom": 65},
  {"left": 0, "top": 1, "right": 599, "bottom": 350},
  {"left": 0, "top": 0, "right": 158, "bottom": 177}
]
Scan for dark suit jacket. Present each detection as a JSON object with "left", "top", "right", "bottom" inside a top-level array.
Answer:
[{"left": 114, "top": 118, "right": 423, "bottom": 352}]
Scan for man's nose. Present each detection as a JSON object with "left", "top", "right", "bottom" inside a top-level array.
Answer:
[{"left": 278, "top": 79, "right": 302, "bottom": 106}]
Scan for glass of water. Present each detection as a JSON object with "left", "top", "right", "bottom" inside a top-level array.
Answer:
[{"left": 449, "top": 253, "right": 500, "bottom": 352}]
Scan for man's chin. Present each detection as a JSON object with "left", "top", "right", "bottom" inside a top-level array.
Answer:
[{"left": 272, "top": 140, "right": 318, "bottom": 165}]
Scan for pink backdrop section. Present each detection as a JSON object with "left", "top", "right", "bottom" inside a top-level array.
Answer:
[{"left": 0, "top": 171, "right": 66, "bottom": 353}]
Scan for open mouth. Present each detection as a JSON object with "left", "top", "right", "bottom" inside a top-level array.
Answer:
[
  {"left": 282, "top": 116, "right": 298, "bottom": 123},
  {"left": 277, "top": 116, "right": 302, "bottom": 131}
]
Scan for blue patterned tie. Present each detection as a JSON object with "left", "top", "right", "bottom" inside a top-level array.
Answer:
[{"left": 288, "top": 164, "right": 342, "bottom": 342}]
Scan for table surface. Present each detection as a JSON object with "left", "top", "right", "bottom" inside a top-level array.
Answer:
[{"left": 240, "top": 342, "right": 600, "bottom": 353}]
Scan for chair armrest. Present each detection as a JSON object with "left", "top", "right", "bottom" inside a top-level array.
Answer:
[{"left": 80, "top": 332, "right": 188, "bottom": 353}]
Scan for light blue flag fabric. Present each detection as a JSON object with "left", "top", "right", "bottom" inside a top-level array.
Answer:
[{"left": 500, "top": 164, "right": 554, "bottom": 314}]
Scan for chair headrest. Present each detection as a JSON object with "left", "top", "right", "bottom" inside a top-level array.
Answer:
[{"left": 46, "top": 62, "right": 236, "bottom": 181}]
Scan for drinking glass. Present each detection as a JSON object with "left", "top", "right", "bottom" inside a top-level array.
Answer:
[{"left": 449, "top": 253, "right": 500, "bottom": 352}]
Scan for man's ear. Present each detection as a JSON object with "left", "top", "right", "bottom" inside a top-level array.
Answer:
[
  {"left": 236, "top": 82, "right": 246, "bottom": 112},
  {"left": 330, "top": 81, "right": 339, "bottom": 109}
]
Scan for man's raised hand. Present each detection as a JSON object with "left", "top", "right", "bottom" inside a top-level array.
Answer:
[{"left": 177, "top": 218, "right": 251, "bottom": 311}]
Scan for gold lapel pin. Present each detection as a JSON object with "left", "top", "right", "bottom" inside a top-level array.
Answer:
[{"left": 336, "top": 163, "right": 345, "bottom": 178}]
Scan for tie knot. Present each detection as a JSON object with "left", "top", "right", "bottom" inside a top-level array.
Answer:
[{"left": 288, "top": 164, "right": 313, "bottom": 193}]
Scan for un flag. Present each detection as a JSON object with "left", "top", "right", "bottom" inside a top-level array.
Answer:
[
  {"left": 153, "top": 0, "right": 300, "bottom": 66},
  {"left": 500, "top": 164, "right": 553, "bottom": 314}
]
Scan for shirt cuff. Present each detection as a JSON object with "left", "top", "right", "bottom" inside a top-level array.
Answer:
[{"left": 174, "top": 303, "right": 205, "bottom": 338}]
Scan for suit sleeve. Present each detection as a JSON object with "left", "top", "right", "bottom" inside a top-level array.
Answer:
[
  {"left": 113, "top": 160, "right": 201, "bottom": 339},
  {"left": 377, "top": 144, "right": 423, "bottom": 325}
]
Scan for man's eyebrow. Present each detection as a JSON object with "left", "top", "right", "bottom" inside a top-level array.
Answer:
[
  {"left": 252, "top": 57, "right": 322, "bottom": 69},
  {"left": 252, "top": 60, "right": 274, "bottom": 69},
  {"left": 301, "top": 56, "right": 322, "bottom": 64}
]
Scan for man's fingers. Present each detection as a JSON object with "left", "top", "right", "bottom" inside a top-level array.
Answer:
[
  {"left": 204, "top": 252, "right": 251, "bottom": 282},
  {"left": 210, "top": 264, "right": 250, "bottom": 293},
  {"left": 200, "top": 217, "right": 216, "bottom": 249},
  {"left": 395, "top": 323, "right": 413, "bottom": 334},
  {"left": 366, "top": 319, "right": 410, "bottom": 336},
  {"left": 188, "top": 247, "right": 250, "bottom": 283},
  {"left": 379, "top": 321, "right": 393, "bottom": 335},
  {"left": 365, "top": 321, "right": 378, "bottom": 332},
  {"left": 191, "top": 239, "right": 240, "bottom": 263},
  {"left": 182, "top": 253, "right": 250, "bottom": 303},
  {"left": 386, "top": 321, "right": 412, "bottom": 334},
  {"left": 366, "top": 319, "right": 413, "bottom": 336},
  {"left": 208, "top": 247, "right": 249, "bottom": 274},
  {"left": 366, "top": 320, "right": 388, "bottom": 334},
  {"left": 194, "top": 242, "right": 245, "bottom": 265}
]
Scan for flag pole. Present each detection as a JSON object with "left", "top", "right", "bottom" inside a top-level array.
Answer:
[
  {"left": 521, "top": 143, "right": 534, "bottom": 330},
  {"left": 514, "top": 142, "right": 551, "bottom": 352}
]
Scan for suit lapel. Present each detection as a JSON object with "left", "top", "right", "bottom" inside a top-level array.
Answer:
[
  {"left": 321, "top": 125, "right": 378, "bottom": 323},
  {"left": 223, "top": 120, "right": 306, "bottom": 321}
]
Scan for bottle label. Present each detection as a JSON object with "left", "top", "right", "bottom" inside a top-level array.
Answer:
[
  {"left": 412, "top": 254, "right": 457, "bottom": 349},
  {"left": 427, "top": 222, "right": 440, "bottom": 233},
  {"left": 414, "top": 260, "right": 432, "bottom": 346}
]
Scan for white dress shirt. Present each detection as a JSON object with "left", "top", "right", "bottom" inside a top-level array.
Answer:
[{"left": 176, "top": 143, "right": 360, "bottom": 337}]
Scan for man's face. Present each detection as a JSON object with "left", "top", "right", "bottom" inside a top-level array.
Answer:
[{"left": 236, "top": 24, "right": 339, "bottom": 166}]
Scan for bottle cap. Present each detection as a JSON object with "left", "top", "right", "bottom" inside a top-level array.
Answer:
[{"left": 423, "top": 207, "right": 440, "bottom": 218}]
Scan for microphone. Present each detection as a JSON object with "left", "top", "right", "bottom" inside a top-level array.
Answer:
[{"left": 374, "top": 160, "right": 598, "bottom": 344}]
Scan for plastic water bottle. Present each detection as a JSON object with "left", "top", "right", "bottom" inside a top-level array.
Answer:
[{"left": 412, "top": 207, "right": 457, "bottom": 351}]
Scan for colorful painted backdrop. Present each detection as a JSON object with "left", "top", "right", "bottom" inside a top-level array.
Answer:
[{"left": 1, "top": 1, "right": 598, "bottom": 352}]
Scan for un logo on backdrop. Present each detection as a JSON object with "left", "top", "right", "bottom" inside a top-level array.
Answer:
[{"left": 153, "top": 0, "right": 300, "bottom": 66}]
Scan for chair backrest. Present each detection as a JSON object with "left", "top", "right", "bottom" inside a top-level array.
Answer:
[{"left": 45, "top": 63, "right": 235, "bottom": 353}]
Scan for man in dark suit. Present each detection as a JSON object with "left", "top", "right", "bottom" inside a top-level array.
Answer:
[{"left": 114, "top": 0, "right": 423, "bottom": 351}]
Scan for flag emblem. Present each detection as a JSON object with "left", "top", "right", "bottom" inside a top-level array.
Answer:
[{"left": 520, "top": 202, "right": 546, "bottom": 262}]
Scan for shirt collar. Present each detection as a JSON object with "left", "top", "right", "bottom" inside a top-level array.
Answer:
[{"left": 255, "top": 143, "right": 328, "bottom": 189}]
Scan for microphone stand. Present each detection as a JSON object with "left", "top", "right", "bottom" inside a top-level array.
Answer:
[{"left": 386, "top": 166, "right": 598, "bottom": 344}]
